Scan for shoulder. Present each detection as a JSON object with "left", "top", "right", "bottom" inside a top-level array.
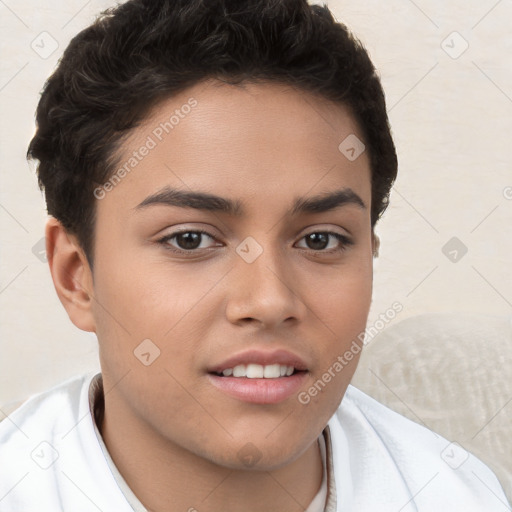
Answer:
[
  {"left": 0, "top": 372, "right": 129, "bottom": 511},
  {"left": 327, "top": 385, "right": 510, "bottom": 511},
  {"left": 0, "top": 373, "right": 94, "bottom": 440},
  {"left": 0, "top": 373, "right": 94, "bottom": 443}
]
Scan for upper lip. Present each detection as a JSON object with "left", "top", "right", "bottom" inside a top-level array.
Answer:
[{"left": 208, "top": 348, "right": 309, "bottom": 374}]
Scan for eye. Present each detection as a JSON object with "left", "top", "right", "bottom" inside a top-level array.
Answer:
[
  {"left": 157, "top": 229, "right": 353, "bottom": 255},
  {"left": 158, "top": 229, "right": 219, "bottom": 252},
  {"left": 295, "top": 231, "right": 353, "bottom": 252}
]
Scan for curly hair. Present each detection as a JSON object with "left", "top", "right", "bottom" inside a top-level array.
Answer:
[{"left": 27, "top": 0, "right": 398, "bottom": 268}]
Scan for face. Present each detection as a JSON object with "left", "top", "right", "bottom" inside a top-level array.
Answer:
[{"left": 89, "top": 79, "right": 374, "bottom": 470}]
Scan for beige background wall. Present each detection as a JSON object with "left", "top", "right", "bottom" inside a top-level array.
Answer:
[{"left": 1, "top": 1, "right": 511, "bottom": 406}]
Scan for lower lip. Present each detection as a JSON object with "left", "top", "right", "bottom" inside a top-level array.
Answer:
[{"left": 207, "top": 372, "right": 308, "bottom": 404}]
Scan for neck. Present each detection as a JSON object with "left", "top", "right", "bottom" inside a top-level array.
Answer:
[{"left": 98, "top": 389, "right": 323, "bottom": 512}]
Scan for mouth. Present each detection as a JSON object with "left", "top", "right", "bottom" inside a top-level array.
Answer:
[
  {"left": 212, "top": 363, "right": 303, "bottom": 379},
  {"left": 207, "top": 350, "right": 309, "bottom": 404}
]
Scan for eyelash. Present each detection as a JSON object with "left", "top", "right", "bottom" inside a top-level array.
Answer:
[{"left": 156, "top": 229, "right": 353, "bottom": 255}]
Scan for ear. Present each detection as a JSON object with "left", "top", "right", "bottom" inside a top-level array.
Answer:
[
  {"left": 45, "top": 217, "right": 96, "bottom": 332},
  {"left": 372, "top": 231, "right": 380, "bottom": 258}
]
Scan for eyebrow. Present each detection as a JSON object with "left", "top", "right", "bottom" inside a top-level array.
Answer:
[{"left": 135, "top": 186, "right": 366, "bottom": 216}]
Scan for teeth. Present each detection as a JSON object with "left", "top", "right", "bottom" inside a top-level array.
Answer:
[
  {"left": 246, "top": 364, "right": 264, "bottom": 378},
  {"left": 263, "top": 364, "right": 281, "bottom": 378},
  {"left": 233, "top": 365, "right": 246, "bottom": 377},
  {"left": 220, "top": 364, "right": 295, "bottom": 378}
]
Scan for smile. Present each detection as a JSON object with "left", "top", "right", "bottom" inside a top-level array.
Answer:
[{"left": 216, "top": 363, "right": 296, "bottom": 378}]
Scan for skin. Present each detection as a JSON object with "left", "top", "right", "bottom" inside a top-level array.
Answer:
[{"left": 46, "top": 79, "right": 375, "bottom": 512}]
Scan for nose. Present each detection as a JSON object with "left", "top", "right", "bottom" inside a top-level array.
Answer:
[{"left": 224, "top": 240, "right": 307, "bottom": 329}]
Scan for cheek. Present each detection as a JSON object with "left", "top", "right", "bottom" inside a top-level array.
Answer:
[
  {"left": 91, "top": 254, "right": 220, "bottom": 385},
  {"left": 309, "top": 256, "right": 373, "bottom": 335},
  {"left": 92, "top": 251, "right": 195, "bottom": 334},
  {"left": 301, "top": 257, "right": 372, "bottom": 406}
]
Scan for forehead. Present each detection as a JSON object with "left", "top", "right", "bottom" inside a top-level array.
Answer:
[{"left": 98, "top": 79, "right": 371, "bottom": 217}]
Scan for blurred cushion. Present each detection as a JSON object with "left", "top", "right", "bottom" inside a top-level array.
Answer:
[{"left": 352, "top": 312, "right": 512, "bottom": 502}]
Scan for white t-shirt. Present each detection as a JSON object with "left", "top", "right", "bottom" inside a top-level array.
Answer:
[{"left": 0, "top": 372, "right": 509, "bottom": 511}]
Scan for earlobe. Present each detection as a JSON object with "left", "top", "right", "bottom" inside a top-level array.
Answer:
[
  {"left": 45, "top": 217, "right": 96, "bottom": 332},
  {"left": 372, "top": 232, "right": 380, "bottom": 258}
]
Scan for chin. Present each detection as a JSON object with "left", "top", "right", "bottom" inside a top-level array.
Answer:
[{"left": 198, "top": 431, "right": 316, "bottom": 472}]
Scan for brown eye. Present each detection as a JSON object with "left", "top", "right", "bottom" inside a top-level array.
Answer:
[
  {"left": 158, "top": 230, "right": 219, "bottom": 252},
  {"left": 304, "top": 233, "right": 329, "bottom": 250},
  {"left": 296, "top": 232, "right": 353, "bottom": 252},
  {"left": 175, "top": 232, "right": 202, "bottom": 250}
]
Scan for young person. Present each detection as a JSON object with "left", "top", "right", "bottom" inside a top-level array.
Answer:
[{"left": 0, "top": 0, "right": 509, "bottom": 510}]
